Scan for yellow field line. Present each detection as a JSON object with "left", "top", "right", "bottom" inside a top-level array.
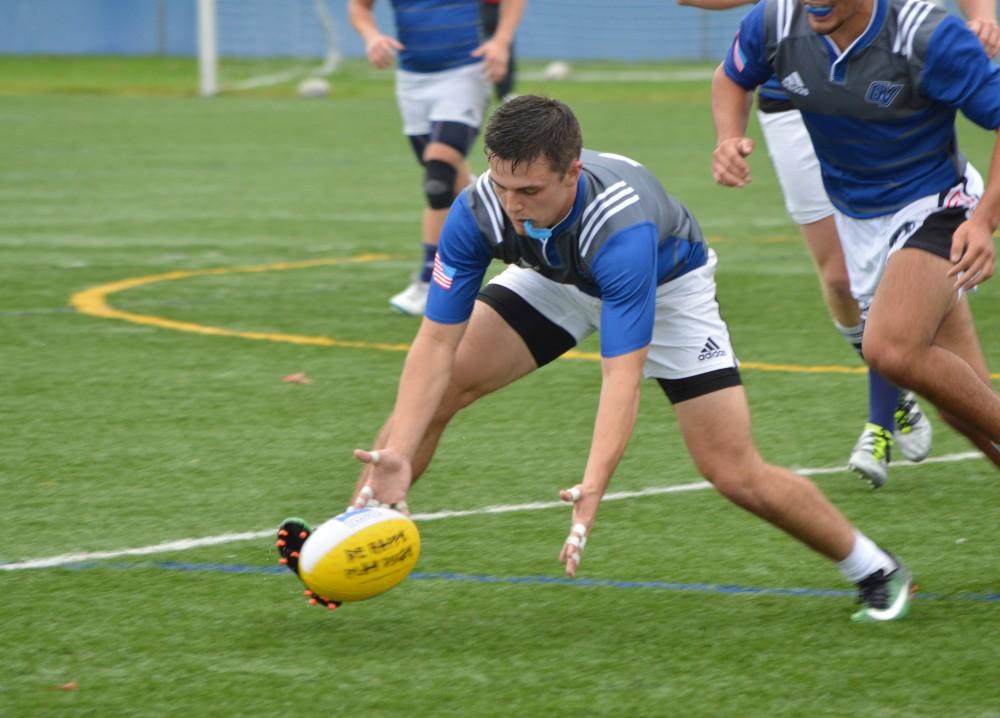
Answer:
[{"left": 70, "top": 255, "right": 999, "bottom": 378}]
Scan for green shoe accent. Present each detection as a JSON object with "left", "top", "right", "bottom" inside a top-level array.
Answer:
[{"left": 848, "top": 423, "right": 894, "bottom": 488}]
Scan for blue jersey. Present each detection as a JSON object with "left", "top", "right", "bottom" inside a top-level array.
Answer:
[
  {"left": 425, "top": 150, "right": 709, "bottom": 358},
  {"left": 393, "top": 0, "right": 482, "bottom": 73},
  {"left": 724, "top": 0, "right": 1000, "bottom": 218}
]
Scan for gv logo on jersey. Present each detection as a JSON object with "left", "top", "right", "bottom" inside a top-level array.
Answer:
[{"left": 865, "top": 81, "right": 903, "bottom": 108}]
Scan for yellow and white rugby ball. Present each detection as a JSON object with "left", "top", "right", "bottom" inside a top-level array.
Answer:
[{"left": 298, "top": 507, "right": 420, "bottom": 603}]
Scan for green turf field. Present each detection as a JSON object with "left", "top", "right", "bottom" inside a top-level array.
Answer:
[{"left": 1, "top": 56, "right": 998, "bottom": 717}]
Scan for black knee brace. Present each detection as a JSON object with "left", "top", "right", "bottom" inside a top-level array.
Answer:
[{"left": 424, "top": 160, "right": 458, "bottom": 210}]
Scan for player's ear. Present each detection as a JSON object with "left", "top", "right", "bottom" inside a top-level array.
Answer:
[{"left": 564, "top": 159, "right": 583, "bottom": 184}]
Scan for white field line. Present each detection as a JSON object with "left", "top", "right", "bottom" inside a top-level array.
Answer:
[{"left": 0, "top": 451, "right": 983, "bottom": 572}]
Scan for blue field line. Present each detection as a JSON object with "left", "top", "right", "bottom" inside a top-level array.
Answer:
[{"left": 61, "top": 560, "right": 1000, "bottom": 604}]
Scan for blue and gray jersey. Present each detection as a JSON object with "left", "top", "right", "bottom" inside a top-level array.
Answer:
[
  {"left": 425, "top": 149, "right": 709, "bottom": 358},
  {"left": 393, "top": 0, "right": 482, "bottom": 73},
  {"left": 724, "top": 0, "right": 1000, "bottom": 218}
]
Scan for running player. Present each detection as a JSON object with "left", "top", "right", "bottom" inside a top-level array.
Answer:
[
  {"left": 682, "top": 0, "right": 997, "bottom": 486},
  {"left": 713, "top": 0, "right": 1000, "bottom": 471},
  {"left": 348, "top": 0, "right": 525, "bottom": 315}
]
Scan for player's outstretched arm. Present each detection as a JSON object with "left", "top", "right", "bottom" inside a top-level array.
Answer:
[
  {"left": 711, "top": 64, "right": 756, "bottom": 187},
  {"left": 558, "top": 347, "right": 647, "bottom": 577},
  {"left": 353, "top": 318, "right": 468, "bottom": 507},
  {"left": 347, "top": 0, "right": 403, "bottom": 69},
  {"left": 949, "top": 130, "right": 1000, "bottom": 290},
  {"left": 472, "top": 0, "right": 526, "bottom": 83}
]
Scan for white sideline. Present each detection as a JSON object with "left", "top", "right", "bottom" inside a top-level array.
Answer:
[{"left": 0, "top": 451, "right": 983, "bottom": 572}]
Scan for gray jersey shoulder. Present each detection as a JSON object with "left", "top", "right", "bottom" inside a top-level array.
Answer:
[{"left": 464, "top": 149, "right": 701, "bottom": 283}]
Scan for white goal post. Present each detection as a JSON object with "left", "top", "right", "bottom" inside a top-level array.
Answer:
[{"left": 197, "top": 0, "right": 341, "bottom": 97}]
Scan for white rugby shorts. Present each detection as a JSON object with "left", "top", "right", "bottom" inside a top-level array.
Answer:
[
  {"left": 835, "top": 163, "right": 984, "bottom": 313},
  {"left": 758, "top": 109, "right": 834, "bottom": 225},
  {"left": 395, "top": 63, "right": 490, "bottom": 136},
  {"left": 484, "top": 249, "right": 739, "bottom": 380}
]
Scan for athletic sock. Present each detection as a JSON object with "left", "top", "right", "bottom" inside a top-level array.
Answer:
[
  {"left": 868, "top": 368, "right": 899, "bottom": 431},
  {"left": 838, "top": 530, "right": 897, "bottom": 583},
  {"left": 834, "top": 321, "right": 898, "bottom": 431},
  {"left": 834, "top": 320, "right": 865, "bottom": 358},
  {"left": 418, "top": 243, "right": 437, "bottom": 283}
]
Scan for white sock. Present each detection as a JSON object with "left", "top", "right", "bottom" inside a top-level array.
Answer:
[
  {"left": 838, "top": 530, "right": 896, "bottom": 583},
  {"left": 834, "top": 320, "right": 865, "bottom": 357}
]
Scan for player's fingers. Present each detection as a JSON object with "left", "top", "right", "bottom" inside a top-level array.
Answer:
[
  {"left": 957, "top": 253, "right": 993, "bottom": 290},
  {"left": 564, "top": 552, "right": 580, "bottom": 577},
  {"left": 559, "top": 486, "right": 582, "bottom": 503},
  {"left": 737, "top": 138, "right": 755, "bottom": 157},
  {"left": 390, "top": 500, "right": 411, "bottom": 516},
  {"left": 713, "top": 164, "right": 749, "bottom": 188},
  {"left": 948, "top": 230, "right": 969, "bottom": 268},
  {"left": 352, "top": 484, "right": 374, "bottom": 510},
  {"left": 353, "top": 448, "right": 381, "bottom": 465},
  {"left": 559, "top": 522, "right": 588, "bottom": 577}
]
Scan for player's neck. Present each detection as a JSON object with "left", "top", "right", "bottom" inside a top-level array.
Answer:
[{"left": 829, "top": 0, "right": 875, "bottom": 52}]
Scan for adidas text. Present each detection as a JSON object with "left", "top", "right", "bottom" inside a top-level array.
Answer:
[{"left": 698, "top": 337, "right": 727, "bottom": 361}]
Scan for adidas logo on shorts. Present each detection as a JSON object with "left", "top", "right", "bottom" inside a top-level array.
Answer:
[{"left": 698, "top": 337, "right": 727, "bottom": 361}]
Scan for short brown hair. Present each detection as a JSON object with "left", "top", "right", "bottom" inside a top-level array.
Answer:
[{"left": 484, "top": 95, "right": 583, "bottom": 175}]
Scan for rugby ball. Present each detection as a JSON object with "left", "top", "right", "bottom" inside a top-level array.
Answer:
[
  {"left": 542, "top": 60, "right": 571, "bottom": 81},
  {"left": 298, "top": 507, "right": 420, "bottom": 602},
  {"left": 297, "top": 77, "right": 330, "bottom": 98}
]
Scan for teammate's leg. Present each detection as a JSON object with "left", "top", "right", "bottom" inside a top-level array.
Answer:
[
  {"left": 929, "top": 298, "right": 1000, "bottom": 464},
  {"left": 759, "top": 108, "right": 923, "bottom": 483},
  {"left": 391, "top": 121, "right": 478, "bottom": 315},
  {"left": 799, "top": 215, "right": 859, "bottom": 327},
  {"left": 864, "top": 246, "right": 1000, "bottom": 462}
]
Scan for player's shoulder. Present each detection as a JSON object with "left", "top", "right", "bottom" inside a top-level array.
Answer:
[
  {"left": 885, "top": 0, "right": 950, "bottom": 59},
  {"left": 460, "top": 174, "right": 506, "bottom": 246},
  {"left": 578, "top": 151, "right": 661, "bottom": 257}
]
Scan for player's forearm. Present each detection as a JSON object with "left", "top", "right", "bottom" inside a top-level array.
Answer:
[
  {"left": 957, "top": 0, "right": 997, "bottom": 23},
  {"left": 678, "top": 0, "right": 754, "bottom": 10},
  {"left": 580, "top": 351, "right": 646, "bottom": 498},
  {"left": 711, "top": 64, "right": 753, "bottom": 142},
  {"left": 493, "top": 0, "right": 526, "bottom": 45},
  {"left": 347, "top": 0, "right": 382, "bottom": 43},
  {"left": 970, "top": 130, "right": 1000, "bottom": 233},
  {"left": 386, "top": 323, "right": 463, "bottom": 459}
]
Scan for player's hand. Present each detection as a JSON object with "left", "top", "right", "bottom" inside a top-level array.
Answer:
[
  {"left": 351, "top": 448, "right": 412, "bottom": 514},
  {"left": 558, "top": 483, "right": 599, "bottom": 578},
  {"left": 968, "top": 18, "right": 1000, "bottom": 58},
  {"left": 948, "top": 217, "right": 996, "bottom": 291},
  {"left": 712, "top": 137, "right": 754, "bottom": 187},
  {"left": 365, "top": 35, "right": 404, "bottom": 69},
  {"left": 471, "top": 39, "right": 510, "bottom": 84}
]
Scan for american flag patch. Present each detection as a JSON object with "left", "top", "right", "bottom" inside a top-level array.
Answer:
[
  {"left": 731, "top": 33, "right": 746, "bottom": 72},
  {"left": 432, "top": 253, "right": 456, "bottom": 290}
]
